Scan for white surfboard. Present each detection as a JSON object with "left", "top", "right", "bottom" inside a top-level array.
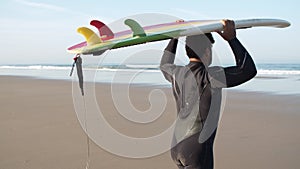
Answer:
[
  {"left": 68, "top": 18, "right": 291, "bottom": 55},
  {"left": 180, "top": 19, "right": 291, "bottom": 36}
]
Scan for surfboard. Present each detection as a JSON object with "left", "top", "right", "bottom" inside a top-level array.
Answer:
[{"left": 67, "top": 18, "right": 290, "bottom": 56}]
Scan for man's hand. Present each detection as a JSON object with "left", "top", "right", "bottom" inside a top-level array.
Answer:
[{"left": 217, "top": 19, "right": 236, "bottom": 41}]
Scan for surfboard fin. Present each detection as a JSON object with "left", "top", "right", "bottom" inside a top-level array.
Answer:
[
  {"left": 124, "top": 19, "right": 146, "bottom": 37},
  {"left": 77, "top": 27, "right": 102, "bottom": 46},
  {"left": 90, "top": 20, "right": 114, "bottom": 41}
]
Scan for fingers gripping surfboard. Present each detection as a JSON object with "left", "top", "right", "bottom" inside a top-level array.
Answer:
[
  {"left": 178, "top": 19, "right": 291, "bottom": 37},
  {"left": 68, "top": 18, "right": 290, "bottom": 56}
]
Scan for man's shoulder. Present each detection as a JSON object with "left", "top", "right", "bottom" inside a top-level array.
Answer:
[
  {"left": 162, "top": 64, "right": 184, "bottom": 71},
  {"left": 207, "top": 66, "right": 224, "bottom": 72}
]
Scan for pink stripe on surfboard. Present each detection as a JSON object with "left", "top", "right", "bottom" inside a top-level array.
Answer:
[
  {"left": 67, "top": 20, "right": 210, "bottom": 51},
  {"left": 113, "top": 20, "right": 202, "bottom": 37},
  {"left": 67, "top": 41, "right": 86, "bottom": 50}
]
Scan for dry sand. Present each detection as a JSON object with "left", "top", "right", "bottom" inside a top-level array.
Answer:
[{"left": 0, "top": 76, "right": 299, "bottom": 169}]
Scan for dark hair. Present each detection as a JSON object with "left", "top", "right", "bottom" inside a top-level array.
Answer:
[{"left": 185, "top": 33, "right": 214, "bottom": 59}]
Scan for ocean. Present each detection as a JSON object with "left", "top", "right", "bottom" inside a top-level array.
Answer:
[{"left": 0, "top": 63, "right": 300, "bottom": 95}]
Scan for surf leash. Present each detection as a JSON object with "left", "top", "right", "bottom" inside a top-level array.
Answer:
[
  {"left": 69, "top": 54, "right": 79, "bottom": 77},
  {"left": 70, "top": 54, "right": 90, "bottom": 169}
]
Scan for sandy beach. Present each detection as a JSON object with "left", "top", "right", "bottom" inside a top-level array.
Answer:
[{"left": 1, "top": 75, "right": 300, "bottom": 169}]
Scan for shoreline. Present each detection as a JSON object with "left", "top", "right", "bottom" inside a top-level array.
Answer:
[
  {"left": 1, "top": 75, "right": 300, "bottom": 169},
  {"left": 2, "top": 74, "right": 300, "bottom": 96}
]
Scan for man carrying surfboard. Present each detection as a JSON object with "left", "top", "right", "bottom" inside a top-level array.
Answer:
[{"left": 160, "top": 19, "right": 257, "bottom": 169}]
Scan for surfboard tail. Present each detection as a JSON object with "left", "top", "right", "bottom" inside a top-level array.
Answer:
[{"left": 77, "top": 27, "right": 102, "bottom": 46}]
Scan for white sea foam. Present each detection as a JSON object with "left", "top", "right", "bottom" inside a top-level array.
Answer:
[
  {"left": 0, "top": 64, "right": 299, "bottom": 94},
  {"left": 257, "top": 69, "right": 300, "bottom": 75},
  {"left": 1, "top": 64, "right": 300, "bottom": 74},
  {"left": 0, "top": 65, "right": 71, "bottom": 70},
  {"left": 1, "top": 64, "right": 300, "bottom": 75}
]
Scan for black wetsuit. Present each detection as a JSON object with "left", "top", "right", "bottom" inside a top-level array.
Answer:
[{"left": 160, "top": 38, "right": 257, "bottom": 169}]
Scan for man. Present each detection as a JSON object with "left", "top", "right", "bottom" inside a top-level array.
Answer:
[{"left": 160, "top": 20, "right": 257, "bottom": 169}]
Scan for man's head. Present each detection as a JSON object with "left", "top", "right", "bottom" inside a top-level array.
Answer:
[{"left": 185, "top": 33, "right": 215, "bottom": 65}]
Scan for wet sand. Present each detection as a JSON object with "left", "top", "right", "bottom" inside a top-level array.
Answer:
[{"left": 0, "top": 76, "right": 299, "bottom": 169}]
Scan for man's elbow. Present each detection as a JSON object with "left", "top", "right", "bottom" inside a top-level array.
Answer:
[
  {"left": 253, "top": 68, "right": 257, "bottom": 77},
  {"left": 246, "top": 65, "right": 257, "bottom": 81}
]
